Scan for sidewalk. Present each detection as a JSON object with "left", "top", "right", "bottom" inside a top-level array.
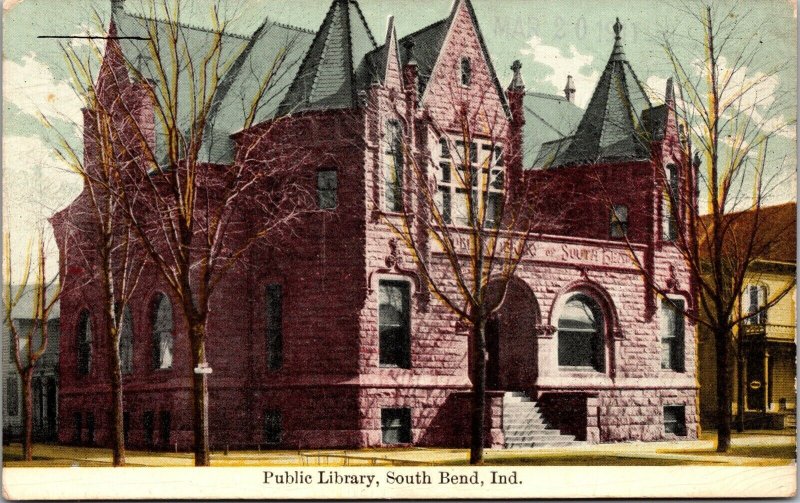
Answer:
[{"left": 3, "top": 431, "right": 795, "bottom": 467}]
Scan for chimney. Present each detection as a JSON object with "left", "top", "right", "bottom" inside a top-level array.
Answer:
[
  {"left": 564, "top": 75, "right": 576, "bottom": 103},
  {"left": 111, "top": 0, "right": 125, "bottom": 18},
  {"left": 403, "top": 38, "right": 418, "bottom": 101}
]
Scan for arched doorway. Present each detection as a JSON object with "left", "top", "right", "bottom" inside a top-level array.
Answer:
[{"left": 485, "top": 278, "right": 540, "bottom": 391}]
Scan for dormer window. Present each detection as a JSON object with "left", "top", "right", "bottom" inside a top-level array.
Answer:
[{"left": 460, "top": 57, "right": 472, "bottom": 87}]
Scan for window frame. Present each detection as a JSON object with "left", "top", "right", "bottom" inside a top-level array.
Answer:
[
  {"left": 434, "top": 136, "right": 505, "bottom": 228},
  {"left": 557, "top": 293, "right": 606, "bottom": 372},
  {"left": 663, "top": 405, "right": 687, "bottom": 436},
  {"left": 460, "top": 57, "right": 472, "bottom": 87},
  {"left": 660, "top": 298, "right": 686, "bottom": 372},
  {"left": 383, "top": 120, "right": 405, "bottom": 213},
  {"left": 77, "top": 310, "right": 92, "bottom": 376},
  {"left": 381, "top": 407, "right": 412, "bottom": 445},
  {"left": 610, "top": 204, "right": 629, "bottom": 239},
  {"left": 744, "top": 284, "right": 768, "bottom": 326},
  {"left": 151, "top": 293, "right": 174, "bottom": 371},
  {"left": 316, "top": 169, "right": 338, "bottom": 210},
  {"left": 662, "top": 164, "right": 679, "bottom": 241},
  {"left": 378, "top": 280, "right": 412, "bottom": 369},
  {"left": 263, "top": 409, "right": 282, "bottom": 444}
]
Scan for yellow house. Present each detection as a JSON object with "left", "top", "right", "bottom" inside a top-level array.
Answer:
[{"left": 698, "top": 202, "right": 796, "bottom": 429}]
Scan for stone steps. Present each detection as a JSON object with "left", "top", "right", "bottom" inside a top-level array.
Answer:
[{"left": 502, "top": 392, "right": 583, "bottom": 449}]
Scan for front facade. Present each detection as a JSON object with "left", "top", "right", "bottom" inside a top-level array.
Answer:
[{"left": 52, "top": 0, "right": 699, "bottom": 450}]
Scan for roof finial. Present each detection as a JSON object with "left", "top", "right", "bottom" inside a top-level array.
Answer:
[
  {"left": 610, "top": 17, "right": 626, "bottom": 61},
  {"left": 564, "top": 74, "right": 576, "bottom": 103},
  {"left": 508, "top": 60, "right": 525, "bottom": 91}
]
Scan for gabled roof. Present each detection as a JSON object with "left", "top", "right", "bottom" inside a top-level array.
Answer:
[
  {"left": 358, "top": 0, "right": 510, "bottom": 118},
  {"left": 524, "top": 92, "right": 583, "bottom": 169},
  {"left": 111, "top": 4, "right": 315, "bottom": 164},
  {"left": 699, "top": 202, "right": 797, "bottom": 265},
  {"left": 543, "top": 18, "right": 655, "bottom": 168},
  {"left": 277, "top": 0, "right": 378, "bottom": 116}
]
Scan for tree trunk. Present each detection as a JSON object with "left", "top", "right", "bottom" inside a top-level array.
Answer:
[
  {"left": 109, "top": 326, "right": 126, "bottom": 466},
  {"left": 735, "top": 336, "right": 745, "bottom": 433},
  {"left": 469, "top": 317, "right": 487, "bottom": 465},
  {"left": 715, "top": 328, "right": 732, "bottom": 452},
  {"left": 21, "top": 367, "right": 33, "bottom": 461},
  {"left": 189, "top": 321, "right": 210, "bottom": 466}
]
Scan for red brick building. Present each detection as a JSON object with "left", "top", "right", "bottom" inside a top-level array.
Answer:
[{"left": 52, "top": 0, "right": 699, "bottom": 450}]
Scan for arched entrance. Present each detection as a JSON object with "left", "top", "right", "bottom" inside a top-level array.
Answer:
[{"left": 485, "top": 278, "right": 540, "bottom": 391}]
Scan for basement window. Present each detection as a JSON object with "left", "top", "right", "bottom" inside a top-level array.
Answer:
[
  {"left": 263, "top": 409, "right": 282, "bottom": 444},
  {"left": 664, "top": 405, "right": 686, "bottom": 436},
  {"left": 381, "top": 408, "right": 412, "bottom": 444}
]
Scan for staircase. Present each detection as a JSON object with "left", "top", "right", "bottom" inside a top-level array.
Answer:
[{"left": 502, "top": 392, "right": 583, "bottom": 448}]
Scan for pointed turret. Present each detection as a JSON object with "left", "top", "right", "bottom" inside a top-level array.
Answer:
[
  {"left": 278, "top": 0, "right": 377, "bottom": 115},
  {"left": 551, "top": 17, "right": 653, "bottom": 167}
]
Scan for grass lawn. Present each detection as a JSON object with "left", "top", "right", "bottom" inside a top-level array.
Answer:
[{"left": 3, "top": 431, "right": 795, "bottom": 467}]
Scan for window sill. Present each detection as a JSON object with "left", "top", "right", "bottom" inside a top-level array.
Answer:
[{"left": 558, "top": 366, "right": 604, "bottom": 373}]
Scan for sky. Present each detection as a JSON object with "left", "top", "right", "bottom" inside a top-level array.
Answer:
[{"left": 2, "top": 0, "right": 797, "bottom": 277}]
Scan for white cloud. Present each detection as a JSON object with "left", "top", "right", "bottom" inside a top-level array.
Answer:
[
  {"left": 520, "top": 35, "right": 600, "bottom": 107},
  {"left": 3, "top": 53, "right": 85, "bottom": 127}
]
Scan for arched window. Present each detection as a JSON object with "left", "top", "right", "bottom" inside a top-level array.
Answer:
[
  {"left": 119, "top": 306, "right": 134, "bottom": 375},
  {"left": 151, "top": 294, "right": 173, "bottom": 370},
  {"left": 557, "top": 294, "right": 605, "bottom": 371},
  {"left": 77, "top": 310, "right": 92, "bottom": 376}
]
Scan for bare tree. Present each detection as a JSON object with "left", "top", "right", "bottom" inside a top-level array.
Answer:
[
  {"left": 43, "top": 48, "right": 148, "bottom": 464},
  {"left": 370, "top": 69, "right": 566, "bottom": 464},
  {"left": 3, "top": 231, "right": 60, "bottom": 461},
  {"left": 593, "top": 0, "right": 795, "bottom": 452},
  {"left": 58, "top": 0, "right": 315, "bottom": 465}
]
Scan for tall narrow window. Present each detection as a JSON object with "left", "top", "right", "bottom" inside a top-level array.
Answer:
[
  {"left": 119, "top": 306, "right": 134, "bottom": 375},
  {"left": 73, "top": 412, "right": 82, "bottom": 444},
  {"left": 143, "top": 411, "right": 154, "bottom": 449},
  {"left": 557, "top": 294, "right": 605, "bottom": 371},
  {"left": 378, "top": 281, "right": 411, "bottom": 368},
  {"left": 610, "top": 204, "right": 629, "bottom": 238},
  {"left": 381, "top": 408, "right": 412, "bottom": 444},
  {"left": 151, "top": 294, "right": 173, "bottom": 370},
  {"left": 263, "top": 409, "right": 282, "bottom": 444},
  {"left": 460, "top": 57, "right": 472, "bottom": 86},
  {"left": 662, "top": 164, "right": 679, "bottom": 241},
  {"left": 317, "top": 170, "right": 338, "bottom": 209},
  {"left": 660, "top": 299, "right": 685, "bottom": 371},
  {"left": 77, "top": 310, "right": 92, "bottom": 376},
  {"left": 123, "top": 411, "right": 131, "bottom": 444},
  {"left": 159, "top": 410, "right": 171, "bottom": 447},
  {"left": 6, "top": 376, "right": 18, "bottom": 417},
  {"left": 384, "top": 121, "right": 404, "bottom": 212},
  {"left": 266, "top": 284, "right": 283, "bottom": 370},
  {"left": 86, "top": 412, "right": 95, "bottom": 445},
  {"left": 744, "top": 284, "right": 768, "bottom": 325}
]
